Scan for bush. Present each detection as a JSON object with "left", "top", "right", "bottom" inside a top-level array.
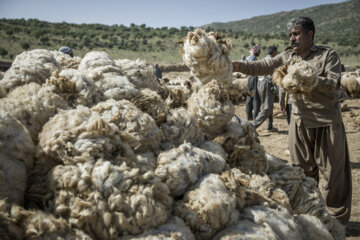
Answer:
[
  {"left": 0, "top": 47, "right": 8, "bottom": 57},
  {"left": 21, "top": 42, "right": 30, "bottom": 50}
]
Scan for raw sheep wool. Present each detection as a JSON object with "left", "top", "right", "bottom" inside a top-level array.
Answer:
[
  {"left": 121, "top": 216, "right": 196, "bottom": 240},
  {"left": 341, "top": 75, "right": 360, "bottom": 98},
  {"left": 37, "top": 105, "right": 134, "bottom": 165},
  {"left": 161, "top": 77, "right": 193, "bottom": 109},
  {"left": 0, "top": 82, "right": 69, "bottom": 142},
  {"left": 91, "top": 99, "right": 163, "bottom": 153},
  {"left": 155, "top": 142, "right": 226, "bottom": 197},
  {"left": 53, "top": 50, "right": 82, "bottom": 70},
  {"left": 131, "top": 88, "right": 169, "bottom": 125},
  {"left": 0, "top": 85, "right": 6, "bottom": 98},
  {"left": 115, "top": 58, "right": 161, "bottom": 91},
  {"left": 51, "top": 159, "right": 173, "bottom": 239},
  {"left": 180, "top": 28, "right": 233, "bottom": 85},
  {"left": 295, "top": 214, "right": 335, "bottom": 240},
  {"left": 187, "top": 80, "right": 234, "bottom": 138},
  {"left": 0, "top": 199, "right": 91, "bottom": 240},
  {"left": 46, "top": 69, "right": 100, "bottom": 107},
  {"left": 0, "top": 49, "right": 60, "bottom": 92},
  {"left": 160, "top": 107, "right": 204, "bottom": 149},
  {"left": 174, "top": 174, "right": 239, "bottom": 239},
  {"left": 214, "top": 117, "right": 267, "bottom": 175},
  {"left": 228, "top": 76, "right": 249, "bottom": 104}
]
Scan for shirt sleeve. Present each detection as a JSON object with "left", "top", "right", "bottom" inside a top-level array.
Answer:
[
  {"left": 233, "top": 54, "right": 284, "bottom": 76},
  {"left": 315, "top": 49, "right": 341, "bottom": 94}
]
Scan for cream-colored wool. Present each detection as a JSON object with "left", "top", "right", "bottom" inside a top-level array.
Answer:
[
  {"left": 38, "top": 105, "right": 134, "bottom": 165},
  {"left": 228, "top": 77, "right": 249, "bottom": 104},
  {"left": 53, "top": 50, "right": 82, "bottom": 70},
  {"left": 135, "top": 152, "right": 157, "bottom": 172},
  {"left": 46, "top": 69, "right": 101, "bottom": 107},
  {"left": 214, "top": 117, "right": 267, "bottom": 174},
  {"left": 0, "top": 85, "right": 6, "bottom": 98},
  {"left": 162, "top": 77, "right": 193, "bottom": 109},
  {"left": 341, "top": 75, "right": 360, "bottom": 98},
  {"left": 0, "top": 199, "right": 91, "bottom": 240},
  {"left": 0, "top": 83, "right": 69, "bottom": 142},
  {"left": 92, "top": 99, "right": 163, "bottom": 153},
  {"left": 187, "top": 80, "right": 234, "bottom": 138},
  {"left": 160, "top": 107, "right": 204, "bottom": 149},
  {"left": 174, "top": 174, "right": 239, "bottom": 240},
  {"left": 180, "top": 28, "right": 233, "bottom": 85},
  {"left": 78, "top": 51, "right": 120, "bottom": 74},
  {"left": 115, "top": 58, "right": 160, "bottom": 91},
  {"left": 155, "top": 142, "right": 226, "bottom": 197},
  {"left": 52, "top": 160, "right": 173, "bottom": 238},
  {"left": 295, "top": 214, "right": 334, "bottom": 240},
  {"left": 243, "top": 205, "right": 302, "bottom": 240},
  {"left": 121, "top": 216, "right": 196, "bottom": 240},
  {"left": 0, "top": 49, "right": 60, "bottom": 92},
  {"left": 132, "top": 88, "right": 168, "bottom": 125}
]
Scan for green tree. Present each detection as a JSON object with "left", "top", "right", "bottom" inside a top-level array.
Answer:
[
  {"left": 21, "top": 42, "right": 30, "bottom": 50},
  {"left": 0, "top": 47, "right": 8, "bottom": 57}
]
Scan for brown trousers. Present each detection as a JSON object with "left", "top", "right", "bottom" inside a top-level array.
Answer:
[{"left": 289, "top": 119, "right": 352, "bottom": 223}]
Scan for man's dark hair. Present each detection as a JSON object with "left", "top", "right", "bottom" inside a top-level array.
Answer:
[
  {"left": 267, "top": 46, "right": 278, "bottom": 55},
  {"left": 287, "top": 16, "right": 315, "bottom": 40}
]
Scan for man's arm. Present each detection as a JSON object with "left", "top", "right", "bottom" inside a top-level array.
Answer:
[
  {"left": 315, "top": 50, "right": 341, "bottom": 94},
  {"left": 232, "top": 55, "right": 284, "bottom": 76}
]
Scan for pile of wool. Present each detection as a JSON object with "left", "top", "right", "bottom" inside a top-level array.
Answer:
[
  {"left": 36, "top": 105, "right": 134, "bottom": 165},
  {"left": 228, "top": 75, "right": 249, "bottom": 104},
  {"left": 155, "top": 142, "right": 226, "bottom": 197},
  {"left": 121, "top": 216, "right": 195, "bottom": 240},
  {"left": 115, "top": 58, "right": 160, "bottom": 91},
  {"left": 341, "top": 74, "right": 360, "bottom": 98},
  {"left": 91, "top": 99, "right": 163, "bottom": 153},
  {"left": 160, "top": 107, "right": 204, "bottom": 149},
  {"left": 0, "top": 199, "right": 91, "bottom": 239},
  {"left": 214, "top": 117, "right": 267, "bottom": 174},
  {"left": 45, "top": 69, "right": 101, "bottom": 107},
  {"left": 0, "top": 85, "right": 5, "bottom": 98},
  {"left": 53, "top": 50, "right": 82, "bottom": 70},
  {"left": 161, "top": 77, "right": 195, "bottom": 109},
  {"left": 180, "top": 28, "right": 233, "bottom": 85},
  {"left": 0, "top": 82, "right": 69, "bottom": 142},
  {"left": 174, "top": 174, "right": 239, "bottom": 239},
  {"left": 0, "top": 49, "right": 60, "bottom": 92},
  {"left": 78, "top": 51, "right": 138, "bottom": 101},
  {"left": 131, "top": 88, "right": 168, "bottom": 125},
  {"left": 0, "top": 114, "right": 35, "bottom": 205},
  {"left": 187, "top": 80, "right": 234, "bottom": 138},
  {"left": 273, "top": 60, "right": 318, "bottom": 98},
  {"left": 51, "top": 159, "right": 173, "bottom": 239}
]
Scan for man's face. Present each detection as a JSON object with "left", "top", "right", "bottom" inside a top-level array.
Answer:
[{"left": 289, "top": 25, "right": 313, "bottom": 55}]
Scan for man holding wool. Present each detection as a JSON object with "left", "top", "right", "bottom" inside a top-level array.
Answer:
[{"left": 233, "top": 16, "right": 352, "bottom": 224}]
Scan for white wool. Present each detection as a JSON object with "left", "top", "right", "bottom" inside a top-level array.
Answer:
[
  {"left": 0, "top": 85, "right": 6, "bottom": 98},
  {"left": 341, "top": 75, "right": 360, "bottom": 98},
  {"left": 0, "top": 49, "right": 60, "bottom": 92},
  {"left": 187, "top": 80, "right": 234, "bottom": 137},
  {"left": 46, "top": 68, "right": 100, "bottom": 107},
  {"left": 243, "top": 205, "right": 302, "bottom": 240},
  {"left": 174, "top": 174, "right": 239, "bottom": 239},
  {"left": 52, "top": 50, "right": 82, "bottom": 70},
  {"left": 92, "top": 99, "right": 163, "bottom": 153},
  {"left": 160, "top": 108, "right": 204, "bottom": 149},
  {"left": 282, "top": 60, "right": 319, "bottom": 98},
  {"left": 155, "top": 142, "right": 226, "bottom": 197},
  {"left": 38, "top": 105, "right": 134, "bottom": 165},
  {"left": 162, "top": 77, "right": 193, "bottom": 109},
  {"left": 214, "top": 117, "right": 267, "bottom": 174},
  {"left": 121, "top": 216, "right": 196, "bottom": 240},
  {"left": 135, "top": 152, "right": 157, "bottom": 172},
  {"left": 115, "top": 58, "right": 161, "bottom": 91},
  {"left": 228, "top": 77, "right": 249, "bottom": 104},
  {"left": 132, "top": 88, "right": 169, "bottom": 125},
  {"left": 0, "top": 83, "right": 69, "bottom": 142},
  {"left": 294, "top": 214, "right": 334, "bottom": 240},
  {"left": 78, "top": 51, "right": 119, "bottom": 73},
  {"left": 181, "top": 28, "right": 233, "bottom": 85},
  {"left": 52, "top": 160, "right": 173, "bottom": 238}
]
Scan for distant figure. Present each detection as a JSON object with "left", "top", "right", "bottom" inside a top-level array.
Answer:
[
  {"left": 240, "top": 55, "right": 246, "bottom": 62},
  {"left": 245, "top": 45, "right": 261, "bottom": 120},
  {"left": 59, "top": 46, "right": 73, "bottom": 57},
  {"left": 153, "top": 64, "right": 162, "bottom": 80}
]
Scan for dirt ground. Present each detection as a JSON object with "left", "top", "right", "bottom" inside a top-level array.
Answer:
[{"left": 164, "top": 71, "right": 360, "bottom": 239}]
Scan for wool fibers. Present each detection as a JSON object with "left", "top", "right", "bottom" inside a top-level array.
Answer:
[
  {"left": 180, "top": 28, "right": 233, "bottom": 85},
  {"left": 161, "top": 77, "right": 193, "bottom": 109},
  {"left": 53, "top": 50, "right": 82, "bottom": 70}
]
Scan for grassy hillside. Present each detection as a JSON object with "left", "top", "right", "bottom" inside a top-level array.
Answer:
[{"left": 0, "top": 0, "right": 359, "bottom": 68}]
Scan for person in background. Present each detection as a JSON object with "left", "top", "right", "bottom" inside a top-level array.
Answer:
[
  {"left": 245, "top": 45, "right": 261, "bottom": 120},
  {"left": 240, "top": 55, "right": 246, "bottom": 62},
  {"left": 153, "top": 64, "right": 162, "bottom": 81},
  {"left": 59, "top": 46, "right": 73, "bottom": 57},
  {"left": 251, "top": 46, "right": 278, "bottom": 132},
  {"left": 232, "top": 16, "right": 352, "bottom": 224}
]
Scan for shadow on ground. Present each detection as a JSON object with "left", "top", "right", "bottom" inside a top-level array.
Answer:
[{"left": 346, "top": 221, "right": 360, "bottom": 237}]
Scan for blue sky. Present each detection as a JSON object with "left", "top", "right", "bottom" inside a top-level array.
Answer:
[{"left": 0, "top": 0, "right": 347, "bottom": 28}]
